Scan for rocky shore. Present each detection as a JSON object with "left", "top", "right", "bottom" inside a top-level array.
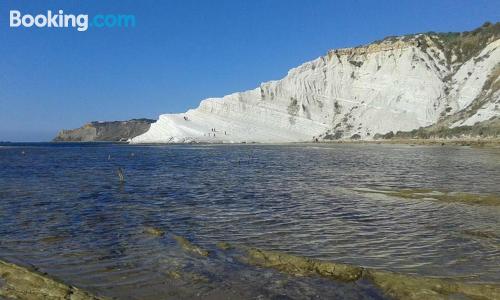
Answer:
[
  {"left": 4, "top": 219, "right": 500, "bottom": 300},
  {"left": 324, "top": 138, "right": 500, "bottom": 147},
  {"left": 0, "top": 259, "right": 107, "bottom": 300}
]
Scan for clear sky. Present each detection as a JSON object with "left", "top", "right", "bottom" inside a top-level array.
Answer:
[{"left": 0, "top": 0, "right": 499, "bottom": 141}]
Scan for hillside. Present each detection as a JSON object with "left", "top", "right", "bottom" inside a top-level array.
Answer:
[
  {"left": 126, "top": 22, "right": 499, "bottom": 143},
  {"left": 54, "top": 119, "right": 155, "bottom": 142}
]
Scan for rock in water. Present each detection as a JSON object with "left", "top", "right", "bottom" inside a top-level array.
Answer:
[
  {"left": 172, "top": 235, "right": 209, "bottom": 257},
  {"left": 0, "top": 259, "right": 108, "bottom": 300},
  {"left": 244, "top": 248, "right": 363, "bottom": 282},
  {"left": 143, "top": 226, "right": 165, "bottom": 237},
  {"left": 239, "top": 247, "right": 500, "bottom": 299}
]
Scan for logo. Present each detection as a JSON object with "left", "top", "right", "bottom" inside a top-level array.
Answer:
[{"left": 9, "top": 10, "right": 136, "bottom": 32}]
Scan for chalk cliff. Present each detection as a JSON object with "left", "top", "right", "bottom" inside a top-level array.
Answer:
[{"left": 129, "top": 22, "right": 500, "bottom": 143}]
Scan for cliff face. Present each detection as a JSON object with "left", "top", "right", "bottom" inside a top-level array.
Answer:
[
  {"left": 54, "top": 119, "right": 155, "bottom": 142},
  {"left": 131, "top": 23, "right": 500, "bottom": 143}
]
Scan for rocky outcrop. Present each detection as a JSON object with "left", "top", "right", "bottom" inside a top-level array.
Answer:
[
  {"left": 244, "top": 248, "right": 363, "bottom": 282},
  {"left": 53, "top": 119, "right": 155, "bottom": 142},
  {"left": 237, "top": 247, "right": 500, "bottom": 300},
  {"left": 131, "top": 22, "right": 500, "bottom": 144},
  {"left": 0, "top": 259, "right": 107, "bottom": 300},
  {"left": 172, "top": 235, "right": 210, "bottom": 257},
  {"left": 354, "top": 187, "right": 500, "bottom": 206}
]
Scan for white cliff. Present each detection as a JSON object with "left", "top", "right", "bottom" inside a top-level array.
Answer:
[{"left": 131, "top": 23, "right": 500, "bottom": 143}]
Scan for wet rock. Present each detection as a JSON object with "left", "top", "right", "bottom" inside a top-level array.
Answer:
[
  {"left": 0, "top": 259, "right": 107, "bottom": 300},
  {"left": 167, "top": 270, "right": 182, "bottom": 279},
  {"left": 39, "top": 235, "right": 67, "bottom": 244},
  {"left": 365, "top": 269, "right": 500, "bottom": 300},
  {"left": 355, "top": 188, "right": 500, "bottom": 206},
  {"left": 143, "top": 226, "right": 165, "bottom": 237},
  {"left": 441, "top": 192, "right": 500, "bottom": 206},
  {"left": 241, "top": 247, "right": 500, "bottom": 299},
  {"left": 184, "top": 272, "right": 210, "bottom": 284},
  {"left": 172, "top": 235, "right": 209, "bottom": 257},
  {"left": 166, "top": 269, "right": 210, "bottom": 284},
  {"left": 461, "top": 229, "right": 498, "bottom": 239},
  {"left": 216, "top": 242, "right": 232, "bottom": 250},
  {"left": 245, "top": 248, "right": 363, "bottom": 282}
]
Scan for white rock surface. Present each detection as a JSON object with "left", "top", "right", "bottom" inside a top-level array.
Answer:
[{"left": 131, "top": 33, "right": 500, "bottom": 143}]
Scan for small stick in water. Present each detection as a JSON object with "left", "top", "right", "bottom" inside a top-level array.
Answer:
[{"left": 117, "top": 167, "right": 125, "bottom": 183}]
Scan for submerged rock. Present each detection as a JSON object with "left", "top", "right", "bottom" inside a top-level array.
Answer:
[
  {"left": 166, "top": 269, "right": 211, "bottom": 285},
  {"left": 216, "top": 242, "right": 232, "bottom": 250},
  {"left": 172, "top": 235, "right": 209, "bottom": 257},
  {"left": 245, "top": 248, "right": 363, "bottom": 282},
  {"left": 241, "top": 247, "right": 500, "bottom": 299},
  {"left": 39, "top": 235, "right": 67, "bottom": 244},
  {"left": 365, "top": 269, "right": 500, "bottom": 300},
  {"left": 184, "top": 272, "right": 210, "bottom": 284},
  {"left": 143, "top": 226, "right": 165, "bottom": 237},
  {"left": 0, "top": 259, "right": 107, "bottom": 300},
  {"left": 355, "top": 188, "right": 500, "bottom": 206},
  {"left": 166, "top": 270, "right": 182, "bottom": 279},
  {"left": 461, "top": 229, "right": 498, "bottom": 239}
]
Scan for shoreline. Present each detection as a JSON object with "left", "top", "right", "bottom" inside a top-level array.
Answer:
[
  {"left": 3, "top": 138, "right": 500, "bottom": 147},
  {"left": 4, "top": 238, "right": 500, "bottom": 300},
  {"left": 320, "top": 138, "right": 500, "bottom": 147}
]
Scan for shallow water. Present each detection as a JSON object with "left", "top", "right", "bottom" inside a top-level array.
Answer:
[{"left": 0, "top": 142, "right": 499, "bottom": 299}]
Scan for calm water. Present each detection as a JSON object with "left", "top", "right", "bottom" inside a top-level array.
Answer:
[{"left": 0, "top": 143, "right": 499, "bottom": 299}]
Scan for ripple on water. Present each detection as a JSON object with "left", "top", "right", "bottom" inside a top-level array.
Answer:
[{"left": 0, "top": 143, "right": 500, "bottom": 299}]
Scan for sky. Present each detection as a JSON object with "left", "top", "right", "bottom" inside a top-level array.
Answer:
[{"left": 0, "top": 0, "right": 499, "bottom": 141}]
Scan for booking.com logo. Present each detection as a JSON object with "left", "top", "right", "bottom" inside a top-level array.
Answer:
[{"left": 9, "top": 10, "right": 136, "bottom": 32}]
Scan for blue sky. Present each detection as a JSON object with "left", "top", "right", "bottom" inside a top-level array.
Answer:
[{"left": 0, "top": 0, "right": 498, "bottom": 141}]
